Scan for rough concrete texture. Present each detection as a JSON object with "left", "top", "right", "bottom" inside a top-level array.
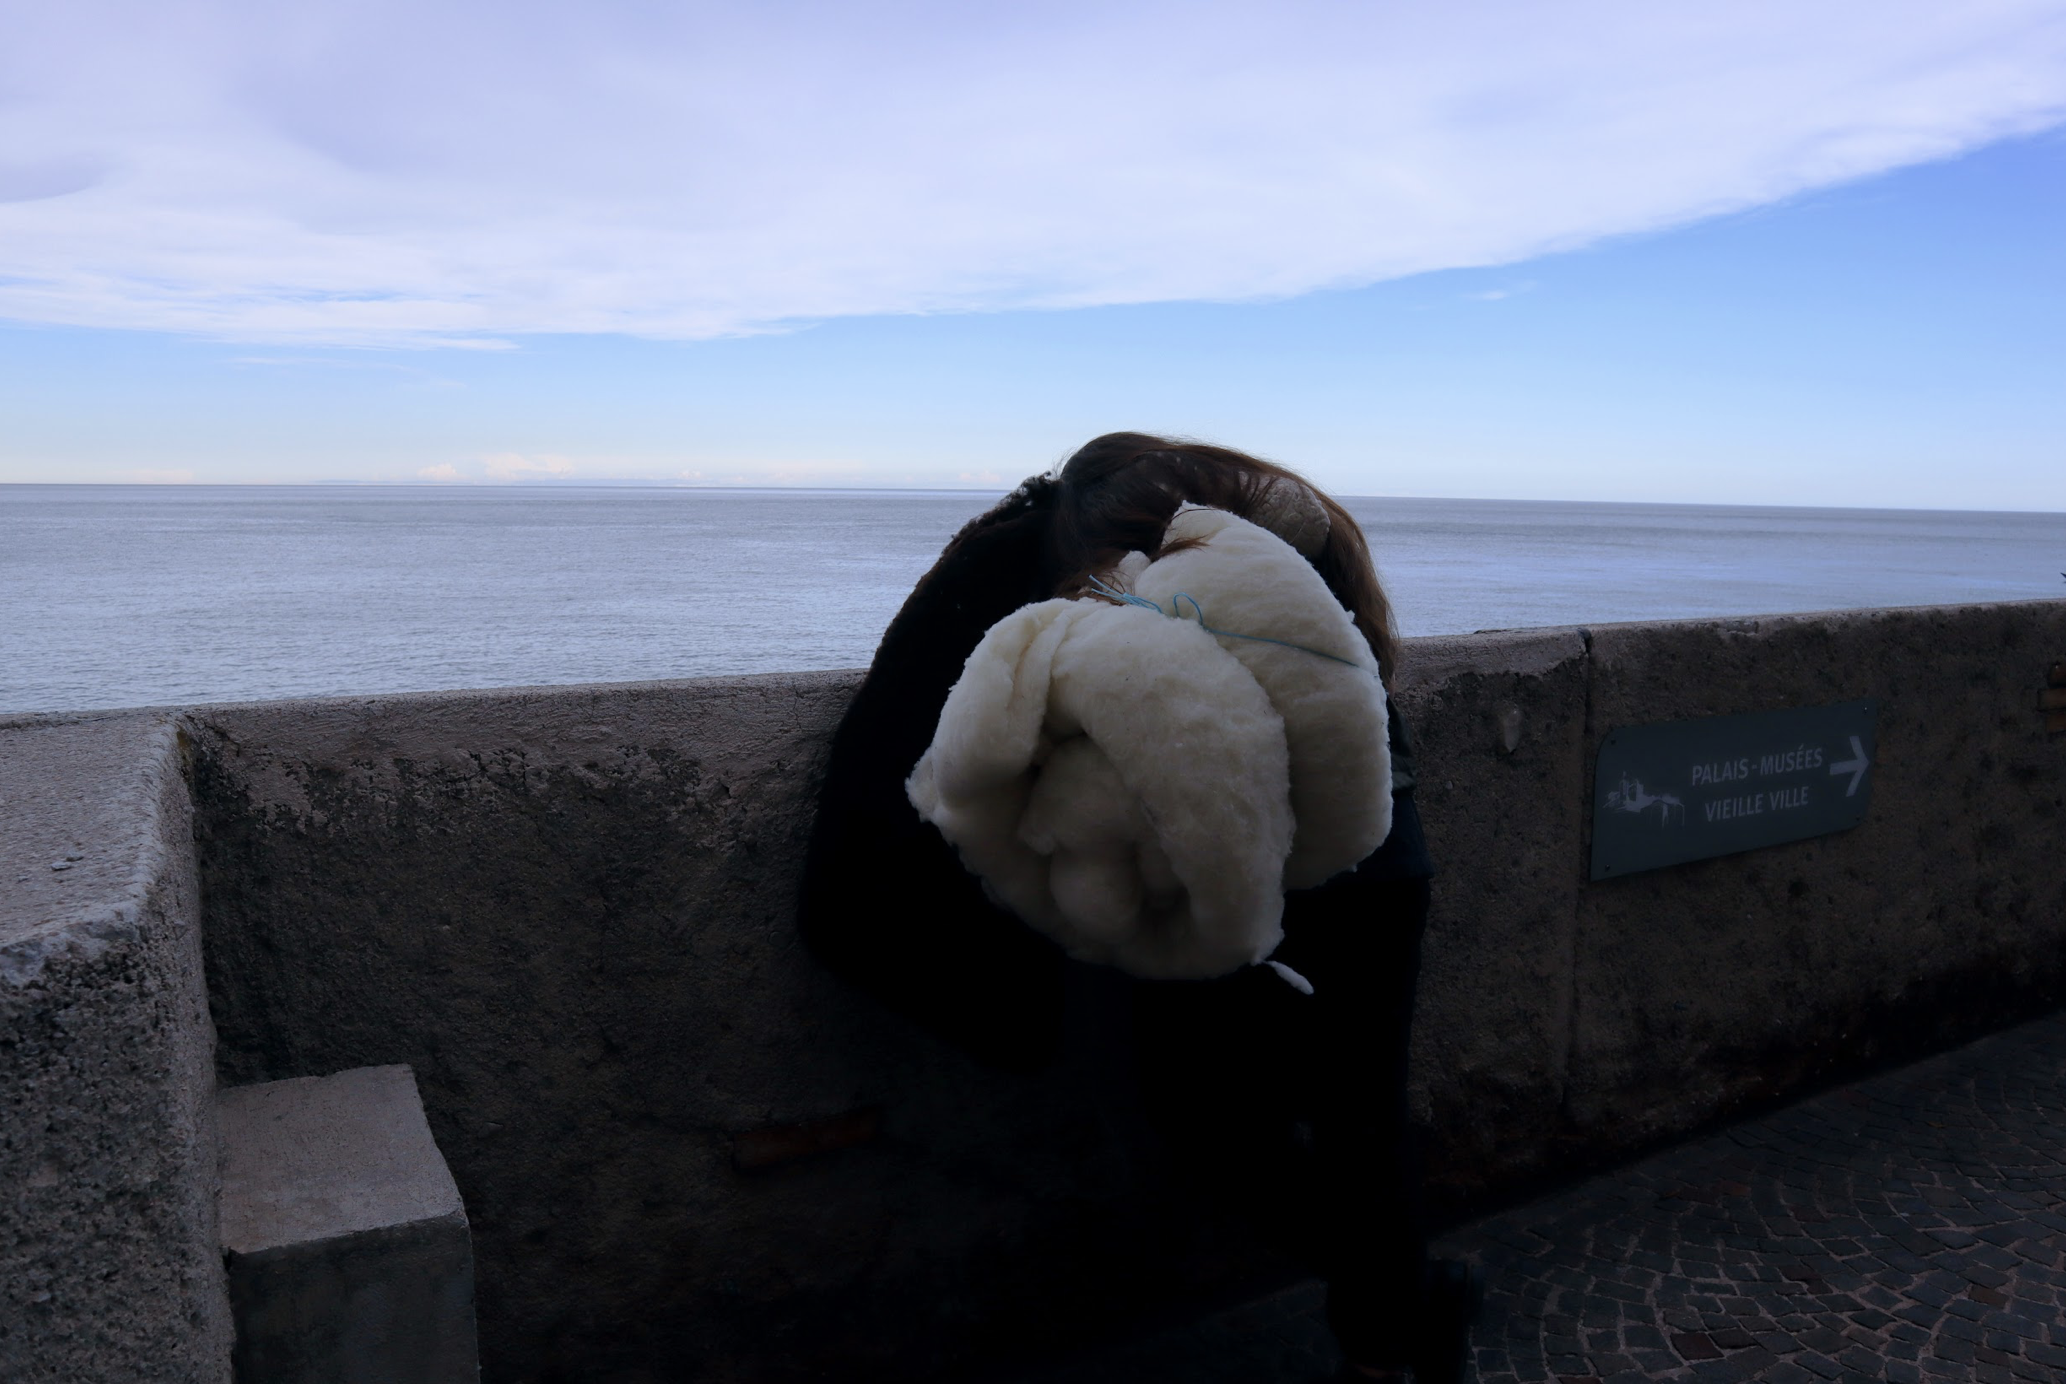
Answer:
[
  {"left": 189, "top": 676, "right": 1200, "bottom": 1384},
  {"left": 220, "top": 1065, "right": 478, "bottom": 1383},
  {"left": 0, "top": 713, "right": 231, "bottom": 1383},
  {"left": 178, "top": 601, "right": 2066, "bottom": 1382},
  {"left": 1393, "top": 627, "right": 1591, "bottom": 1207}
]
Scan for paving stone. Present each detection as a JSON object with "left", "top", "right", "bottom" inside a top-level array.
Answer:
[
  {"left": 1837, "top": 1343, "right": 1882, "bottom": 1373},
  {"left": 1934, "top": 1335, "right": 1978, "bottom": 1365},
  {"left": 1796, "top": 1351, "right": 1844, "bottom": 1379},
  {"left": 1943, "top": 1316, "right": 1985, "bottom": 1344}
]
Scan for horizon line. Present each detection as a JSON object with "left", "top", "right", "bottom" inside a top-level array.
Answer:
[{"left": 4, "top": 479, "right": 2064, "bottom": 519}]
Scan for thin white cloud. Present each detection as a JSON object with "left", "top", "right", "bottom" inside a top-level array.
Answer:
[
  {"left": 409, "top": 452, "right": 904, "bottom": 486},
  {"left": 480, "top": 452, "right": 575, "bottom": 480},
  {"left": 414, "top": 453, "right": 578, "bottom": 482},
  {"left": 3, "top": 0, "right": 2064, "bottom": 345}
]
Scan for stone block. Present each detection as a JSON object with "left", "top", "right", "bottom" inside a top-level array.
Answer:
[{"left": 218, "top": 1065, "right": 477, "bottom": 1383}]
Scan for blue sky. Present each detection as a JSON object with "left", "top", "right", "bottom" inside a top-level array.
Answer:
[{"left": 3, "top": 1, "right": 2064, "bottom": 507}]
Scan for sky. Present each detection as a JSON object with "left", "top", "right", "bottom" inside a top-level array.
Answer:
[{"left": 3, "top": 0, "right": 2064, "bottom": 507}]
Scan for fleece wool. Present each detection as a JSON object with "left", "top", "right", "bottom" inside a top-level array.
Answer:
[{"left": 906, "top": 506, "right": 1391, "bottom": 980}]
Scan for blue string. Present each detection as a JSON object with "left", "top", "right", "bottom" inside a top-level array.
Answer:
[
  {"left": 1086, "top": 572, "right": 1166, "bottom": 615},
  {"left": 1085, "top": 574, "right": 1367, "bottom": 671}
]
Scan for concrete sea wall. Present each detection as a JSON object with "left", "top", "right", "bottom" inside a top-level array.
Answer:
[
  {"left": 4, "top": 598, "right": 2063, "bottom": 1382},
  {"left": 1, "top": 719, "right": 231, "bottom": 1383},
  {"left": 1400, "top": 605, "right": 2065, "bottom": 1202}
]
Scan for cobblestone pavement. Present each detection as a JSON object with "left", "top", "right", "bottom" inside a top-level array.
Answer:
[
  {"left": 988, "top": 1009, "right": 2066, "bottom": 1383},
  {"left": 1460, "top": 1012, "right": 2066, "bottom": 1384}
]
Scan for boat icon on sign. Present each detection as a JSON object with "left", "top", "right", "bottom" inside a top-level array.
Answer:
[{"left": 1605, "top": 774, "right": 1683, "bottom": 827}]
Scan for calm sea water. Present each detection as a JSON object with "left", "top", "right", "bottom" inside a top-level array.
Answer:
[{"left": 4, "top": 485, "right": 2062, "bottom": 715}]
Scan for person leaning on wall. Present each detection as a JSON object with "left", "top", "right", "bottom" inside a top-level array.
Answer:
[{"left": 797, "top": 432, "right": 1482, "bottom": 1382}]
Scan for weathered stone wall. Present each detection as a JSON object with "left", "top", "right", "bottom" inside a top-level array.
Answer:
[
  {"left": 8, "top": 598, "right": 2060, "bottom": 1384},
  {"left": 1568, "top": 606, "right": 2064, "bottom": 1161},
  {"left": 187, "top": 677, "right": 1190, "bottom": 1384},
  {"left": 0, "top": 715, "right": 231, "bottom": 1384},
  {"left": 1403, "top": 603, "right": 2066, "bottom": 1216},
  {"left": 182, "top": 600, "right": 2066, "bottom": 1383}
]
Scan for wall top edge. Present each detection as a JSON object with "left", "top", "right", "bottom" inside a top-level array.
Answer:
[
  {"left": 0, "top": 718, "right": 185, "bottom": 971},
  {"left": 4, "top": 598, "right": 2062, "bottom": 725},
  {"left": 0, "top": 668, "right": 865, "bottom": 732}
]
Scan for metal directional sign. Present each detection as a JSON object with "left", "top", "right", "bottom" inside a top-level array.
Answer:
[{"left": 1591, "top": 699, "right": 1877, "bottom": 880}]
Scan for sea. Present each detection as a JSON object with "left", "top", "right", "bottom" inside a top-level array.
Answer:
[{"left": 4, "top": 485, "right": 2063, "bottom": 716}]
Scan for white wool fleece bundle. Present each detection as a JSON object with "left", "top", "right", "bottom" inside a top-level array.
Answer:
[{"left": 905, "top": 505, "right": 1391, "bottom": 980}]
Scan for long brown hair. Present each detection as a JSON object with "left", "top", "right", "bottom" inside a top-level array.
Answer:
[{"left": 1048, "top": 432, "right": 1401, "bottom": 681}]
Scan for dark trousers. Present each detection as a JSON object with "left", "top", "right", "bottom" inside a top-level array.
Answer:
[{"left": 1128, "top": 877, "right": 1432, "bottom": 1366}]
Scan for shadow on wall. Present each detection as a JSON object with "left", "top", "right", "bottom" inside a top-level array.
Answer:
[{"left": 174, "top": 600, "right": 2066, "bottom": 1383}]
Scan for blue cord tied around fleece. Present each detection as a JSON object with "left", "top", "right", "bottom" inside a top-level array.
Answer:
[
  {"left": 1086, "top": 572, "right": 1338, "bottom": 996},
  {"left": 1085, "top": 573, "right": 1369, "bottom": 674}
]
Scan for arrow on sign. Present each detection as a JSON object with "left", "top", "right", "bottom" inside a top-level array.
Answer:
[{"left": 1829, "top": 736, "right": 1870, "bottom": 797}]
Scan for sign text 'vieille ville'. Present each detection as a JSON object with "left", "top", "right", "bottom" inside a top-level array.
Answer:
[{"left": 1590, "top": 699, "right": 1878, "bottom": 879}]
